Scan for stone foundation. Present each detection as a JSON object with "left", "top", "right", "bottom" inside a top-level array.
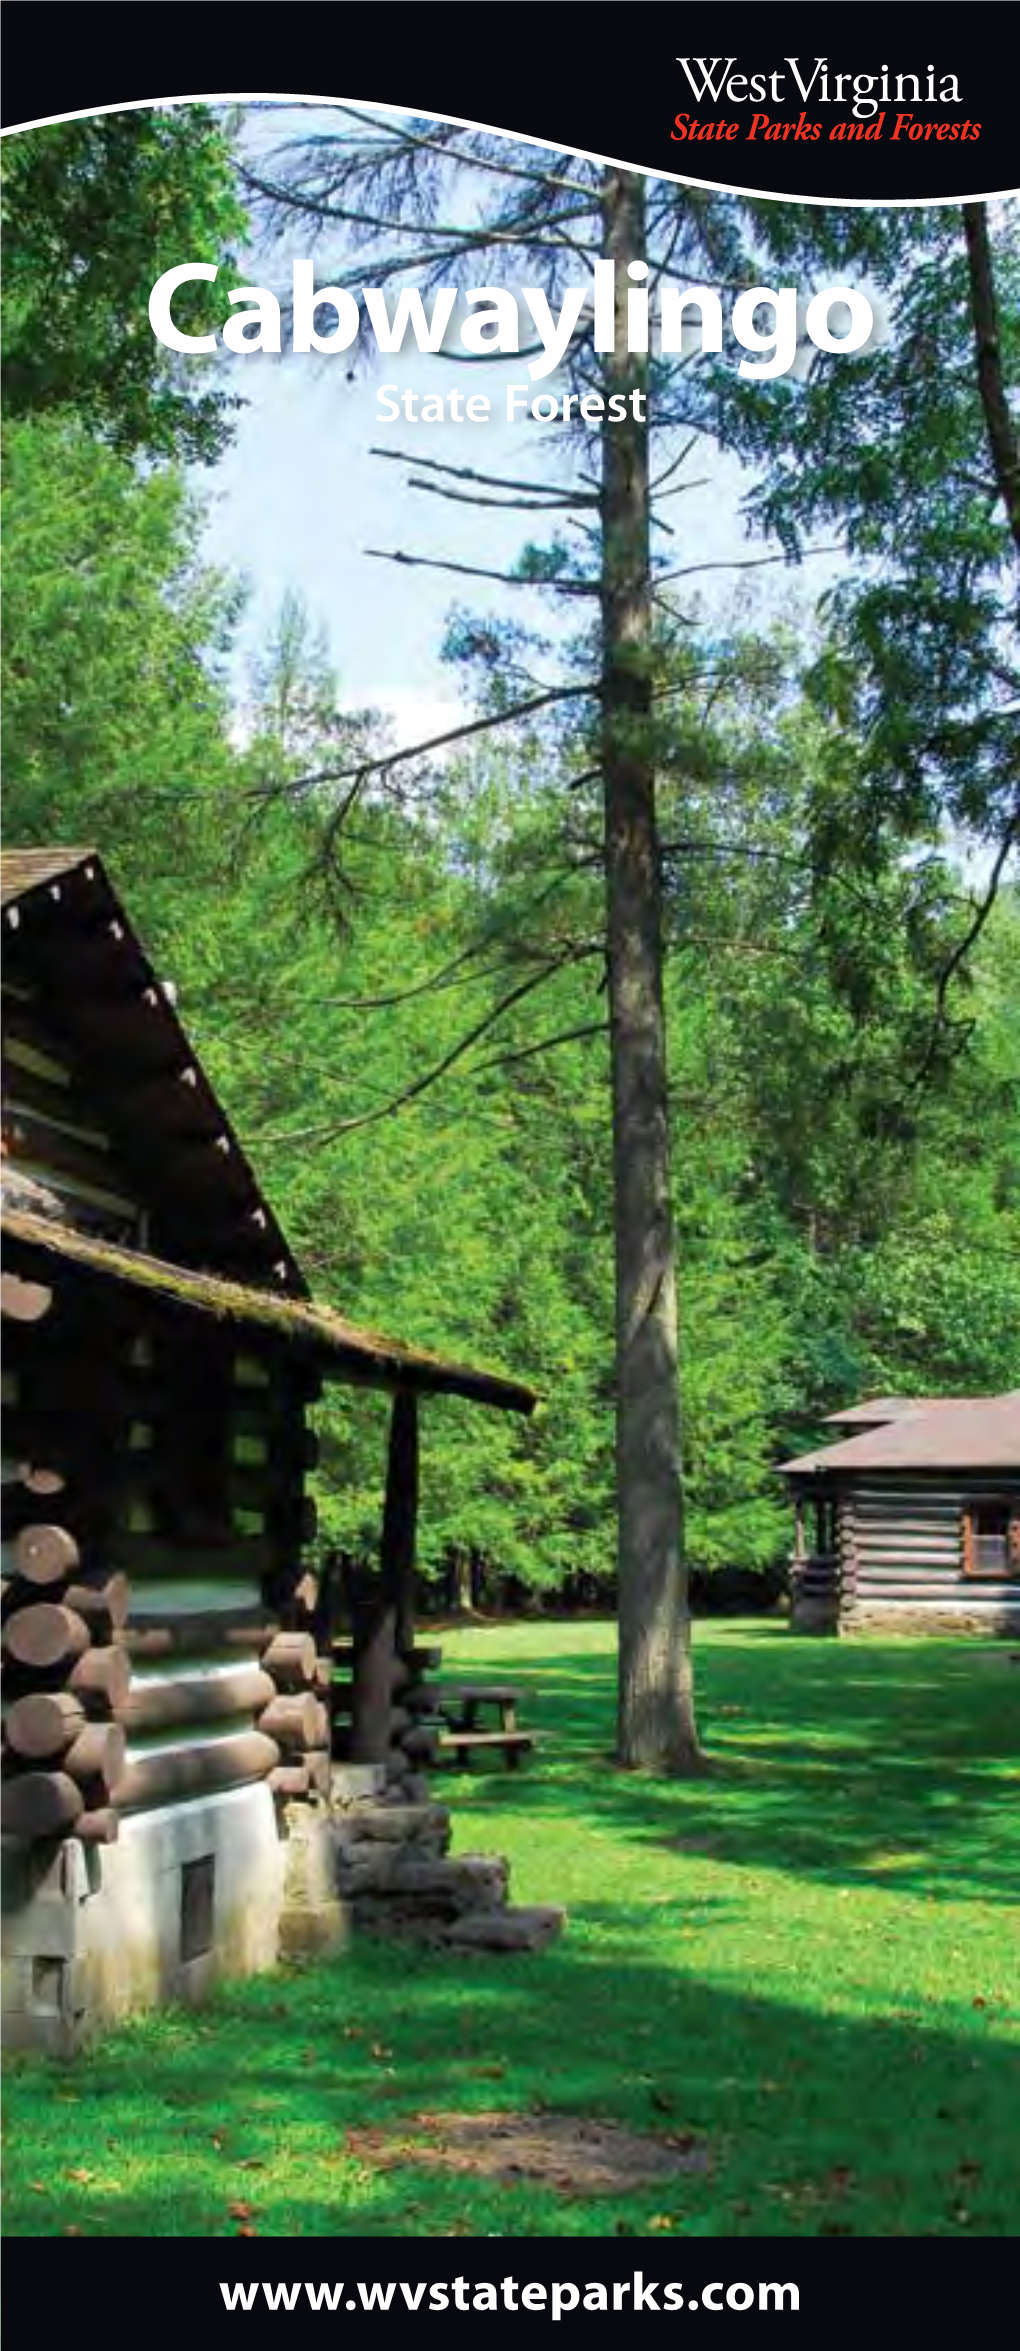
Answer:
[
  {"left": 844, "top": 1601, "right": 1020, "bottom": 1637},
  {"left": 1, "top": 1783, "right": 344, "bottom": 2054},
  {"left": 328, "top": 1767, "right": 564, "bottom": 1953},
  {"left": 2, "top": 1757, "right": 565, "bottom": 2052}
]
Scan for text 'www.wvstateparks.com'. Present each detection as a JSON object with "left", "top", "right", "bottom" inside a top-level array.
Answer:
[{"left": 219, "top": 2276, "right": 800, "bottom": 2317}]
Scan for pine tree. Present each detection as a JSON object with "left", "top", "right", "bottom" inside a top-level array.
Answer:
[{"left": 242, "top": 116, "right": 768, "bottom": 1768}]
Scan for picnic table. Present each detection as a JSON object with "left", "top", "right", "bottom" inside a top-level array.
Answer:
[{"left": 434, "top": 1681, "right": 534, "bottom": 1769}]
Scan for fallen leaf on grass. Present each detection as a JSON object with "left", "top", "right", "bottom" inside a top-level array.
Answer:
[
  {"left": 66, "top": 2168, "right": 94, "bottom": 2184},
  {"left": 228, "top": 2200, "right": 255, "bottom": 2221}
]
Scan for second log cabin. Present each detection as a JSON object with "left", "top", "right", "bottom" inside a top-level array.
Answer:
[
  {"left": 1, "top": 847, "right": 536, "bottom": 2050},
  {"left": 781, "top": 1394, "right": 1020, "bottom": 1634}
]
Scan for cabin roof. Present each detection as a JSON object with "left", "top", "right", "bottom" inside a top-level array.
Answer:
[
  {"left": 824, "top": 1396, "right": 930, "bottom": 1427},
  {"left": 780, "top": 1393, "right": 1020, "bottom": 1475},
  {"left": 823, "top": 1395, "right": 995, "bottom": 1428},
  {"left": 2, "top": 1202, "right": 538, "bottom": 1415},
  {"left": 0, "top": 847, "right": 99, "bottom": 905},
  {"left": 2, "top": 846, "right": 303, "bottom": 1293}
]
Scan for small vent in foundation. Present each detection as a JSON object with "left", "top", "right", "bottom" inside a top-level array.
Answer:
[
  {"left": 180, "top": 1855, "right": 215, "bottom": 1962},
  {"left": 31, "top": 1957, "right": 64, "bottom": 2013}
]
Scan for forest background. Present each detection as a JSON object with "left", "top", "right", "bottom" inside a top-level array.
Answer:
[{"left": 3, "top": 105, "right": 1018, "bottom": 1614}]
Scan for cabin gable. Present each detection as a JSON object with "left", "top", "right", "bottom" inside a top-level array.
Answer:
[{"left": 2, "top": 851, "right": 301, "bottom": 1289}]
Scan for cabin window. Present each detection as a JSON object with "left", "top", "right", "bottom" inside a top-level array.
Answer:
[
  {"left": 119, "top": 1494, "right": 157, "bottom": 1534},
  {"left": 962, "top": 1500, "right": 1014, "bottom": 1578}
]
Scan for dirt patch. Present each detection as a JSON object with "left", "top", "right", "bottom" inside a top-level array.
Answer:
[{"left": 347, "top": 2111, "right": 710, "bottom": 2195}]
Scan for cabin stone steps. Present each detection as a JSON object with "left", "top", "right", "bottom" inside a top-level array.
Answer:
[{"left": 327, "top": 1780, "right": 565, "bottom": 1955}]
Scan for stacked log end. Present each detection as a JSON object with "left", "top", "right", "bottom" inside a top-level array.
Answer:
[
  {"left": 260, "top": 1628, "right": 331, "bottom": 1801},
  {"left": 2, "top": 1529, "right": 328, "bottom": 1839},
  {"left": 1, "top": 1513, "right": 126, "bottom": 1844}
]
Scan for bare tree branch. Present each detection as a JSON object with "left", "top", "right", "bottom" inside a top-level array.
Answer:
[
  {"left": 657, "top": 544, "right": 841, "bottom": 589},
  {"left": 472, "top": 1019, "right": 609, "bottom": 1074},
  {"left": 400, "top": 479, "right": 592, "bottom": 515},
  {"left": 283, "top": 107, "right": 600, "bottom": 201},
  {"left": 260, "top": 681, "right": 598, "bottom": 808},
  {"left": 242, "top": 165, "right": 590, "bottom": 249},
  {"left": 365, "top": 546, "right": 598, "bottom": 594},
  {"left": 369, "top": 445, "right": 599, "bottom": 505},
  {"left": 907, "top": 814, "right": 1019, "bottom": 1088},
  {"left": 309, "top": 940, "right": 500, "bottom": 1012},
  {"left": 259, "top": 944, "right": 601, "bottom": 1146}
]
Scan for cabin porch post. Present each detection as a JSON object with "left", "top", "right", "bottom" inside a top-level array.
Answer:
[{"left": 349, "top": 1388, "right": 419, "bottom": 1762}]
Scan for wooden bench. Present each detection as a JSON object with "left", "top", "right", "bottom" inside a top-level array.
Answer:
[
  {"left": 434, "top": 1682, "right": 534, "bottom": 1768},
  {"left": 437, "top": 1726, "right": 535, "bottom": 1769}
]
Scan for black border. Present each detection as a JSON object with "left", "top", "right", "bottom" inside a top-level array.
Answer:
[{"left": 0, "top": 3, "right": 1016, "bottom": 202}]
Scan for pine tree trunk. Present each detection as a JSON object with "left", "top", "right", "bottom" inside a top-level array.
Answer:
[{"left": 600, "top": 167, "right": 700, "bottom": 1772}]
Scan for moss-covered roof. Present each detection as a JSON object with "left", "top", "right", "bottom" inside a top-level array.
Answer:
[
  {"left": 0, "top": 846, "right": 98, "bottom": 906},
  {"left": 1, "top": 1204, "right": 538, "bottom": 1415}
]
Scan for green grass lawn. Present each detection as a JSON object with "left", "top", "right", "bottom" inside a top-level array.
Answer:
[{"left": 3, "top": 1620, "right": 1018, "bottom": 2237}]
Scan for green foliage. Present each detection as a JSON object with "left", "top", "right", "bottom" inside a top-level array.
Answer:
[
  {"left": 1, "top": 107, "right": 246, "bottom": 462},
  {"left": 1, "top": 414, "right": 240, "bottom": 874},
  {"left": 7, "top": 500, "right": 1015, "bottom": 1587},
  {"left": 171, "top": 607, "right": 1016, "bottom": 1585},
  {"left": 718, "top": 203, "right": 1019, "bottom": 860}
]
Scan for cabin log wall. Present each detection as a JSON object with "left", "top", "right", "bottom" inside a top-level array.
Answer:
[
  {"left": 845, "top": 1470, "right": 1020, "bottom": 1632},
  {"left": 1, "top": 1222, "right": 334, "bottom": 2046},
  {"left": 793, "top": 1473, "right": 1020, "bottom": 1634}
]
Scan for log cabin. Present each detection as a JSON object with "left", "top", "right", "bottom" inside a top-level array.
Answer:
[
  {"left": 1, "top": 847, "right": 536, "bottom": 2049},
  {"left": 781, "top": 1394, "right": 1020, "bottom": 1634}
]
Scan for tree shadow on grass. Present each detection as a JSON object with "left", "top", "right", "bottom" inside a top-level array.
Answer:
[
  {"left": 438, "top": 1627, "right": 1019, "bottom": 1906},
  {"left": 4, "top": 1930, "right": 1018, "bottom": 2238}
]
